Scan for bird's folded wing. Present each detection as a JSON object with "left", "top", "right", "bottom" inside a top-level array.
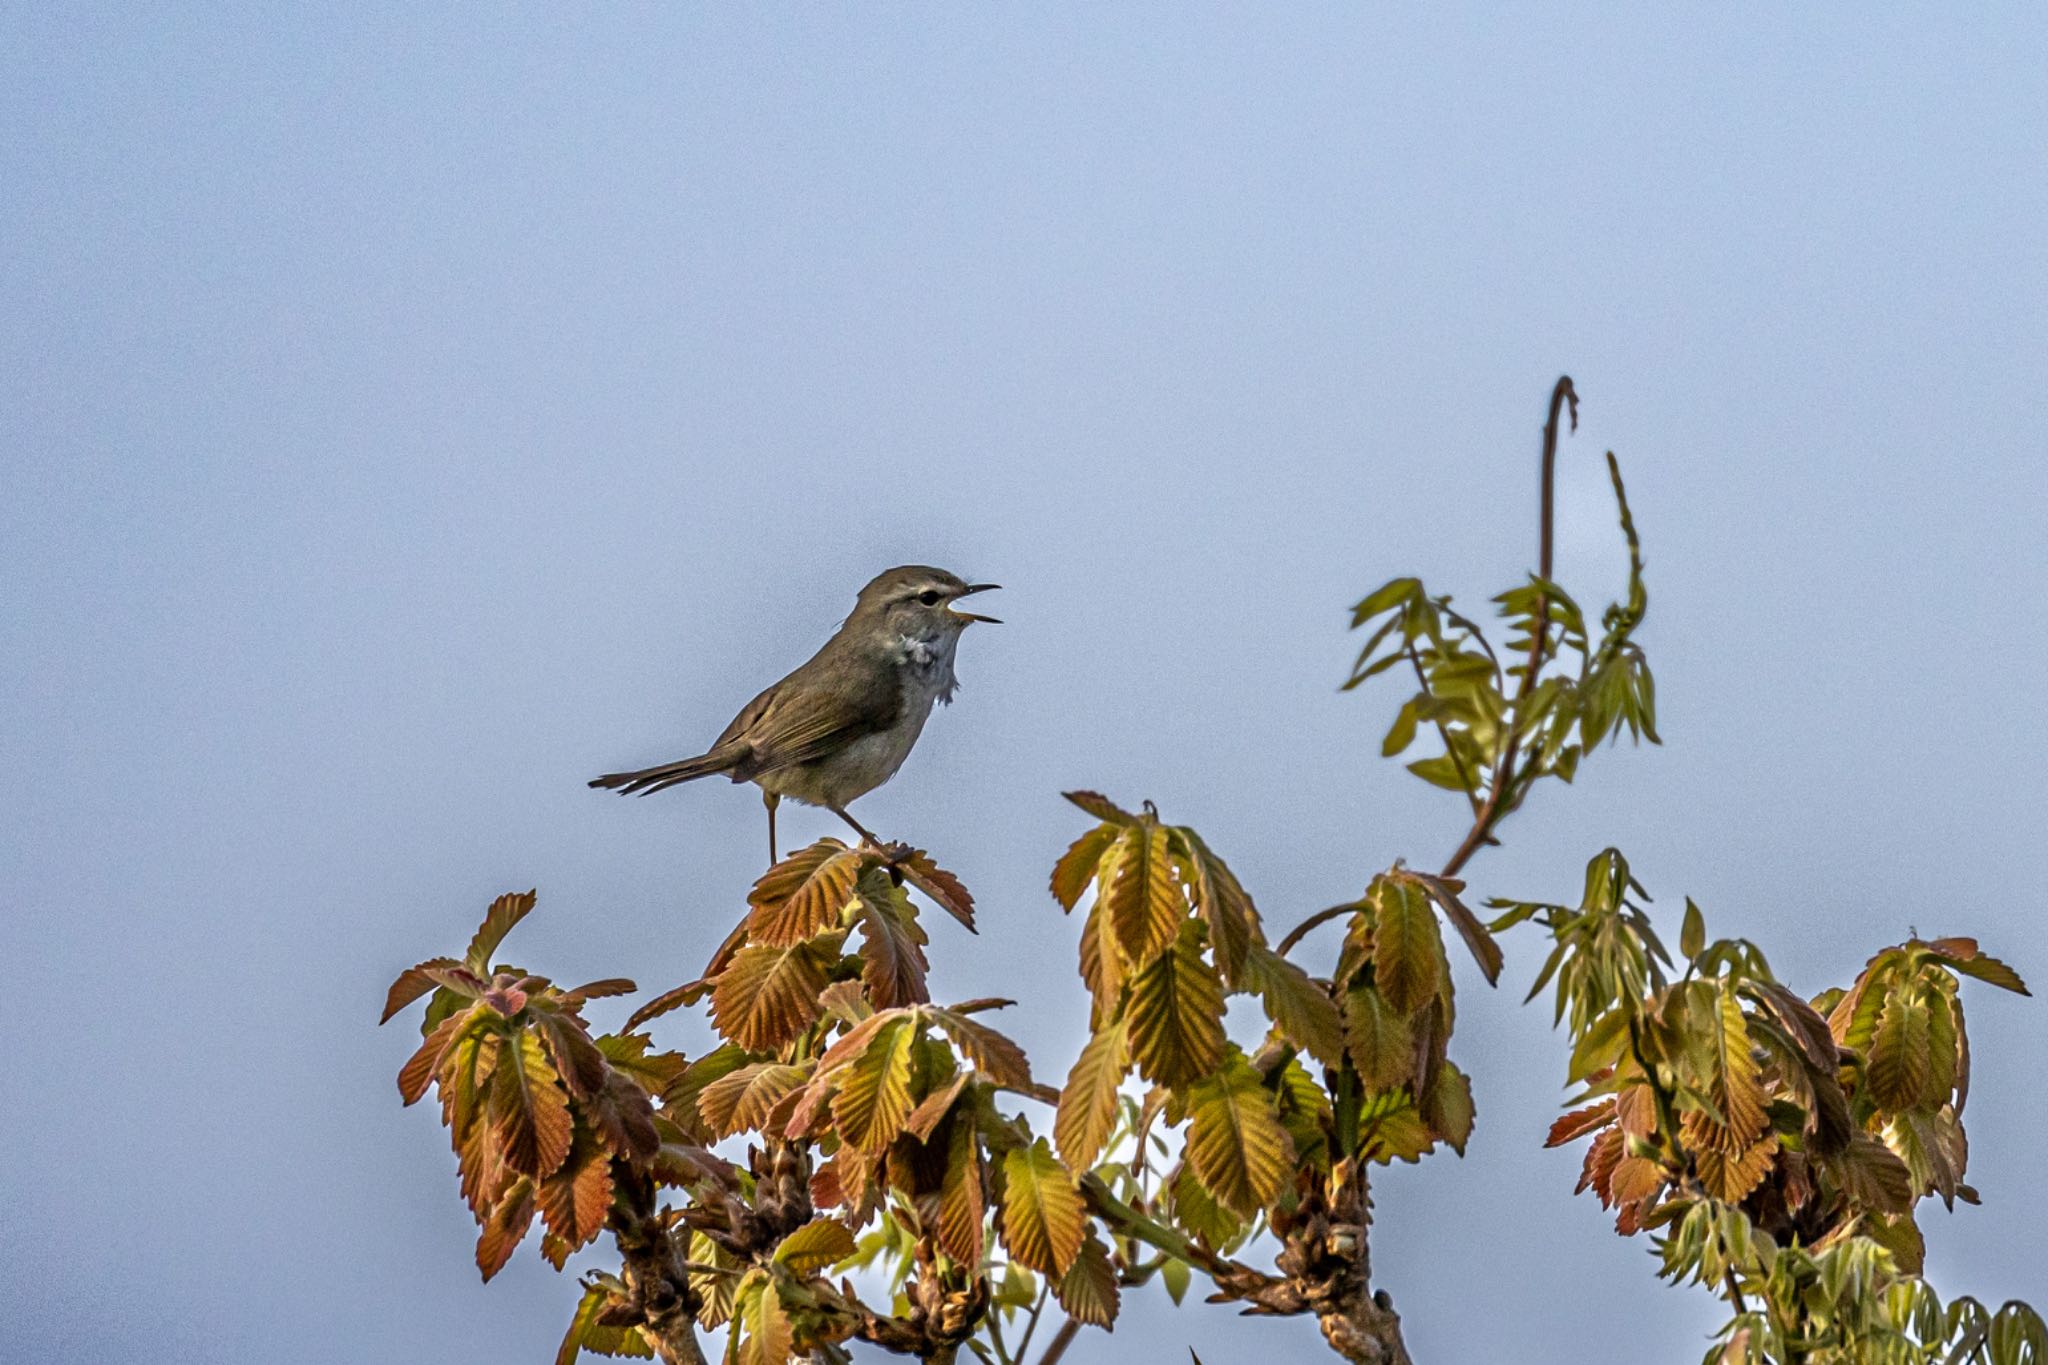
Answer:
[{"left": 728, "top": 680, "right": 896, "bottom": 776}]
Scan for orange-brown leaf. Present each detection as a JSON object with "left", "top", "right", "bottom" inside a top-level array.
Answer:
[
  {"left": 536, "top": 1128, "right": 612, "bottom": 1251},
  {"left": 491, "top": 1029, "right": 575, "bottom": 1179},
  {"left": 856, "top": 874, "right": 930, "bottom": 1009},
  {"left": 1546, "top": 1099, "right": 1617, "bottom": 1148},
  {"left": 897, "top": 849, "right": 976, "bottom": 932},
  {"left": 747, "top": 840, "right": 866, "bottom": 945},
  {"left": 1695, "top": 1133, "right": 1778, "bottom": 1203},
  {"left": 698, "top": 1063, "right": 812, "bottom": 1138},
  {"left": 1050, "top": 824, "right": 1119, "bottom": 912},
  {"left": 710, "top": 943, "right": 828, "bottom": 1053},
  {"left": 476, "top": 1176, "right": 537, "bottom": 1280}
]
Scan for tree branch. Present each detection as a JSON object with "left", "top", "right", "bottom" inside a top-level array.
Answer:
[{"left": 1439, "top": 374, "right": 1576, "bottom": 881}]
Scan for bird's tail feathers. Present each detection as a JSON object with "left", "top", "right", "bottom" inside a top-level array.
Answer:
[{"left": 589, "top": 744, "right": 747, "bottom": 796}]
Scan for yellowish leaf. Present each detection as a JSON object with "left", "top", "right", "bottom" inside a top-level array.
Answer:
[
  {"left": 1055, "top": 1021, "right": 1127, "bottom": 1173},
  {"left": 1000, "top": 1139, "right": 1085, "bottom": 1276},
  {"left": 1127, "top": 927, "right": 1226, "bottom": 1091},
  {"left": 1185, "top": 1053, "right": 1295, "bottom": 1217}
]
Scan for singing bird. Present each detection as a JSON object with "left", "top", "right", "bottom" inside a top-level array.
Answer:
[{"left": 590, "top": 566, "right": 1000, "bottom": 861}]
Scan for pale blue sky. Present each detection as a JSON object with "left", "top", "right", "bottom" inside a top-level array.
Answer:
[{"left": 4, "top": 6, "right": 2045, "bottom": 1363}]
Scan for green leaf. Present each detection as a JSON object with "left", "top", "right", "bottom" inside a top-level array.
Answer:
[
  {"left": 1868, "top": 989, "right": 1934, "bottom": 1112},
  {"left": 1382, "top": 698, "right": 1421, "bottom": 757},
  {"left": 1421, "top": 1061, "right": 1475, "bottom": 1155},
  {"left": 1185, "top": 1053, "right": 1295, "bottom": 1218},
  {"left": 1159, "top": 1255, "right": 1191, "bottom": 1305},
  {"left": 1371, "top": 875, "right": 1447, "bottom": 1015},
  {"left": 1352, "top": 577, "right": 1420, "bottom": 626},
  {"left": 1241, "top": 945, "right": 1342, "bottom": 1067},
  {"left": 831, "top": 1014, "right": 918, "bottom": 1152},
  {"left": 1104, "top": 823, "right": 1182, "bottom": 969},
  {"left": 1000, "top": 1139, "right": 1085, "bottom": 1276},
  {"left": 1680, "top": 899, "right": 1705, "bottom": 961},
  {"left": 1126, "top": 925, "right": 1227, "bottom": 1091},
  {"left": 466, "top": 890, "right": 538, "bottom": 976},
  {"left": 1055, "top": 1021, "right": 1127, "bottom": 1173},
  {"left": 1051, "top": 823, "right": 1119, "bottom": 912},
  {"left": 1053, "top": 1232, "right": 1120, "bottom": 1328},
  {"left": 1064, "top": 790, "right": 1138, "bottom": 825},
  {"left": 774, "top": 1217, "right": 858, "bottom": 1274},
  {"left": 1343, "top": 983, "right": 1413, "bottom": 1092}
]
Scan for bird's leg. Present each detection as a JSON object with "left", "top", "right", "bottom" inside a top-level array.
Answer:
[
  {"left": 828, "top": 804, "right": 883, "bottom": 850},
  {"left": 763, "top": 790, "right": 781, "bottom": 867}
]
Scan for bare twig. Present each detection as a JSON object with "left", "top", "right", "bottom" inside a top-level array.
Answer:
[{"left": 1439, "top": 375, "right": 1577, "bottom": 881}]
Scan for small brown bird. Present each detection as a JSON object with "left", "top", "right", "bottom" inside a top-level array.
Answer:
[{"left": 590, "top": 565, "right": 1000, "bottom": 861}]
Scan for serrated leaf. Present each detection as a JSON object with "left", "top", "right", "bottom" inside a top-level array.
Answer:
[
  {"left": 466, "top": 890, "right": 538, "bottom": 976},
  {"left": 399, "top": 1008, "right": 470, "bottom": 1104},
  {"left": 1170, "top": 1163, "right": 1246, "bottom": 1252},
  {"left": 698, "top": 1063, "right": 811, "bottom": 1139},
  {"left": 535, "top": 1127, "right": 612, "bottom": 1251},
  {"left": 931, "top": 1009, "right": 1034, "bottom": 1090},
  {"left": 1421, "top": 1061, "right": 1475, "bottom": 1155},
  {"left": 1702, "top": 986, "right": 1767, "bottom": 1150},
  {"left": 1545, "top": 1099, "right": 1617, "bottom": 1149},
  {"left": 1053, "top": 1233, "right": 1120, "bottom": 1328},
  {"left": 1173, "top": 826, "right": 1260, "bottom": 986},
  {"left": 492, "top": 1028, "right": 575, "bottom": 1178},
  {"left": 854, "top": 871, "right": 930, "bottom": 1009},
  {"left": 831, "top": 1015, "right": 917, "bottom": 1152},
  {"left": 1694, "top": 1133, "right": 1778, "bottom": 1203},
  {"left": 1104, "top": 824, "right": 1182, "bottom": 969},
  {"left": 1371, "top": 875, "right": 1446, "bottom": 1015},
  {"left": 557, "top": 1285, "right": 656, "bottom": 1364},
  {"left": 1241, "top": 945, "right": 1341, "bottom": 1067},
  {"left": 904, "top": 1071, "right": 970, "bottom": 1144},
  {"left": 1410, "top": 872, "right": 1502, "bottom": 987},
  {"left": 476, "top": 1175, "right": 536, "bottom": 1280},
  {"left": 937, "top": 1117, "right": 985, "bottom": 1266},
  {"left": 897, "top": 849, "right": 976, "bottom": 932},
  {"left": 1928, "top": 943, "right": 2031, "bottom": 996},
  {"left": 384, "top": 956, "right": 469, "bottom": 1025},
  {"left": 1832, "top": 1132, "right": 1915, "bottom": 1215},
  {"left": 1056, "top": 1021, "right": 1128, "bottom": 1172},
  {"left": 710, "top": 943, "right": 827, "bottom": 1053},
  {"left": 747, "top": 840, "right": 865, "bottom": 945},
  {"left": 1343, "top": 983, "right": 1413, "bottom": 1092},
  {"left": 1064, "top": 791, "right": 1138, "bottom": 824},
  {"left": 1868, "top": 990, "right": 1934, "bottom": 1112},
  {"left": 734, "top": 1276, "right": 793, "bottom": 1365},
  {"left": 1000, "top": 1140, "right": 1085, "bottom": 1276},
  {"left": 1126, "top": 926, "right": 1226, "bottom": 1091},
  {"left": 1051, "top": 824, "right": 1119, "bottom": 912},
  {"left": 1185, "top": 1054, "right": 1295, "bottom": 1217},
  {"left": 773, "top": 1218, "right": 857, "bottom": 1274}
]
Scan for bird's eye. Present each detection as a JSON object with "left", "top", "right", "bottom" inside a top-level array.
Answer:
[{"left": 917, "top": 590, "right": 942, "bottom": 606}]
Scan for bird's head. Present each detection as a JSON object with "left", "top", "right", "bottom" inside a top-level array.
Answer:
[{"left": 853, "top": 565, "right": 1002, "bottom": 641}]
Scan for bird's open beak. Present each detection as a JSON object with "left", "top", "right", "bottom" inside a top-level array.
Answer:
[{"left": 950, "top": 583, "right": 1002, "bottom": 624}]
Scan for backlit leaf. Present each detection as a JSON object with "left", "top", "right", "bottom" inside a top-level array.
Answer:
[
  {"left": 492, "top": 1028, "right": 575, "bottom": 1179},
  {"left": 1053, "top": 1233, "right": 1120, "bottom": 1328},
  {"left": 1868, "top": 989, "right": 1934, "bottom": 1112},
  {"left": 1104, "top": 824, "right": 1182, "bottom": 969},
  {"left": 536, "top": 1127, "right": 612, "bottom": 1251},
  {"left": 855, "top": 872, "right": 930, "bottom": 1009},
  {"left": 1064, "top": 791, "right": 1138, "bottom": 824},
  {"left": 399, "top": 1008, "right": 470, "bottom": 1104},
  {"left": 384, "top": 956, "right": 467, "bottom": 1025},
  {"left": 1545, "top": 1099, "right": 1617, "bottom": 1149},
  {"left": 1421, "top": 1060, "right": 1475, "bottom": 1155},
  {"left": 931, "top": 1009, "right": 1034, "bottom": 1091},
  {"left": 1411, "top": 872, "right": 1503, "bottom": 987},
  {"left": 773, "top": 1217, "right": 857, "bottom": 1275},
  {"left": 1127, "top": 927, "right": 1227, "bottom": 1091},
  {"left": 831, "top": 1015, "right": 917, "bottom": 1152},
  {"left": 1051, "top": 824, "right": 1119, "bottom": 912},
  {"left": 466, "top": 890, "right": 538, "bottom": 976},
  {"left": 937, "top": 1118, "right": 986, "bottom": 1266},
  {"left": 1703, "top": 986, "right": 1767, "bottom": 1150},
  {"left": 1922, "top": 939, "right": 2031, "bottom": 995},
  {"left": 556, "top": 1285, "right": 655, "bottom": 1364},
  {"left": 734, "top": 1276, "right": 793, "bottom": 1365},
  {"left": 1695, "top": 1133, "right": 1778, "bottom": 1203},
  {"left": 898, "top": 849, "right": 976, "bottom": 932},
  {"left": 476, "top": 1175, "right": 536, "bottom": 1280},
  {"left": 1241, "top": 944, "right": 1342, "bottom": 1068},
  {"left": 747, "top": 840, "right": 865, "bottom": 945},
  {"left": 1185, "top": 1053, "right": 1295, "bottom": 1217},
  {"left": 1173, "top": 826, "right": 1260, "bottom": 986},
  {"left": 1171, "top": 1163, "right": 1246, "bottom": 1252},
  {"left": 1371, "top": 875, "right": 1446, "bottom": 1015},
  {"left": 1000, "top": 1139, "right": 1085, "bottom": 1276},
  {"left": 710, "top": 942, "right": 828, "bottom": 1053},
  {"left": 1056, "top": 1021, "right": 1128, "bottom": 1172},
  {"left": 1343, "top": 983, "right": 1413, "bottom": 1093},
  {"left": 698, "top": 1063, "right": 811, "bottom": 1138}
]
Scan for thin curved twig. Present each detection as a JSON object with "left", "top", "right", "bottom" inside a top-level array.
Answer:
[{"left": 1439, "top": 375, "right": 1577, "bottom": 881}]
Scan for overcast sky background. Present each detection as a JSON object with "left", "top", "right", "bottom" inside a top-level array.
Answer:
[{"left": 5, "top": 6, "right": 2046, "bottom": 1363}]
